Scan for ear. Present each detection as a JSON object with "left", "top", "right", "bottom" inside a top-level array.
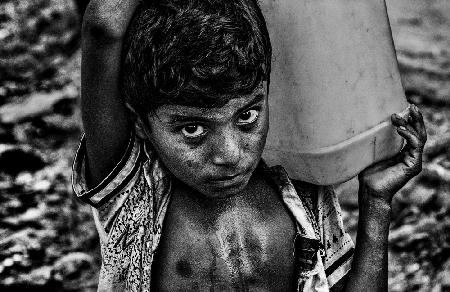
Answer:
[
  {"left": 135, "top": 115, "right": 152, "bottom": 140},
  {"left": 125, "top": 103, "right": 151, "bottom": 140}
]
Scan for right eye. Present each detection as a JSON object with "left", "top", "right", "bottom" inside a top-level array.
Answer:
[{"left": 181, "top": 125, "right": 206, "bottom": 138}]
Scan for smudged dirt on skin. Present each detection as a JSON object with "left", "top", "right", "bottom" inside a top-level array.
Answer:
[{"left": 0, "top": 0, "right": 448, "bottom": 291}]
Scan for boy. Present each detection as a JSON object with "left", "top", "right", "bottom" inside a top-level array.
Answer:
[{"left": 72, "top": 0, "right": 427, "bottom": 291}]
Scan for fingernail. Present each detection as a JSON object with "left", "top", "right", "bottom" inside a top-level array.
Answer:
[{"left": 399, "top": 126, "right": 406, "bottom": 131}]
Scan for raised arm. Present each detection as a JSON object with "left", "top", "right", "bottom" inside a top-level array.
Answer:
[
  {"left": 81, "top": 0, "right": 140, "bottom": 187},
  {"left": 342, "top": 105, "right": 427, "bottom": 291}
]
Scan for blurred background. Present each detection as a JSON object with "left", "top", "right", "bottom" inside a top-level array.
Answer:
[{"left": 0, "top": 0, "right": 448, "bottom": 291}]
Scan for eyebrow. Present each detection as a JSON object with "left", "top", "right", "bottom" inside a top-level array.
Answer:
[{"left": 167, "top": 93, "right": 265, "bottom": 124}]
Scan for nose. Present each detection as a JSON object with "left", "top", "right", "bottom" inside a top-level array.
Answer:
[{"left": 211, "top": 129, "right": 241, "bottom": 167}]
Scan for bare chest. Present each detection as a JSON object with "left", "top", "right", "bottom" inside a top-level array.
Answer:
[{"left": 151, "top": 182, "right": 297, "bottom": 291}]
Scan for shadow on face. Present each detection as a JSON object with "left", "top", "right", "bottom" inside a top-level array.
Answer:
[{"left": 144, "top": 82, "right": 269, "bottom": 199}]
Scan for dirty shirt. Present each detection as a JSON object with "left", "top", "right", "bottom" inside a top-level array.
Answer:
[{"left": 72, "top": 131, "right": 354, "bottom": 292}]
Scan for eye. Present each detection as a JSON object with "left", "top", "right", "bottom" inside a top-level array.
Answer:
[
  {"left": 181, "top": 125, "right": 206, "bottom": 138},
  {"left": 237, "top": 109, "right": 259, "bottom": 125}
]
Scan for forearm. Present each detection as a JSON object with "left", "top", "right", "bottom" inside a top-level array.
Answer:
[
  {"left": 344, "top": 188, "right": 391, "bottom": 292},
  {"left": 81, "top": 0, "right": 140, "bottom": 187},
  {"left": 81, "top": 36, "right": 131, "bottom": 186}
]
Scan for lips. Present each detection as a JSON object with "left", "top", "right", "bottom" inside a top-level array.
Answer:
[
  {"left": 210, "top": 173, "right": 241, "bottom": 181},
  {"left": 207, "top": 171, "right": 248, "bottom": 188}
]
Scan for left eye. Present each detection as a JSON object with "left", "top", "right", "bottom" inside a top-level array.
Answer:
[
  {"left": 237, "top": 109, "right": 259, "bottom": 125},
  {"left": 181, "top": 125, "right": 206, "bottom": 138}
]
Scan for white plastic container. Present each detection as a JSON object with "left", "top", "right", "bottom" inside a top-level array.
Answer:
[{"left": 260, "top": 0, "right": 408, "bottom": 185}]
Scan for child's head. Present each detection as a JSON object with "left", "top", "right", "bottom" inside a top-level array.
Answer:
[
  {"left": 121, "top": 0, "right": 272, "bottom": 198},
  {"left": 121, "top": 0, "right": 271, "bottom": 115}
]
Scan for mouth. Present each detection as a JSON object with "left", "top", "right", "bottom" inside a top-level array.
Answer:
[
  {"left": 207, "top": 171, "right": 249, "bottom": 188},
  {"left": 210, "top": 173, "right": 241, "bottom": 181}
]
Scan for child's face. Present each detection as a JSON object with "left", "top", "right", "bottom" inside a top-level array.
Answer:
[{"left": 145, "top": 82, "right": 269, "bottom": 199}]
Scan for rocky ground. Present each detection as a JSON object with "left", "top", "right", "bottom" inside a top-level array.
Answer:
[{"left": 0, "top": 0, "right": 448, "bottom": 291}]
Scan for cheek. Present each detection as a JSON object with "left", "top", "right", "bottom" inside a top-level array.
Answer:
[
  {"left": 151, "top": 136, "right": 205, "bottom": 180},
  {"left": 177, "top": 152, "right": 203, "bottom": 174},
  {"left": 147, "top": 119, "right": 208, "bottom": 184},
  {"left": 169, "top": 153, "right": 207, "bottom": 188},
  {"left": 246, "top": 132, "right": 267, "bottom": 155},
  {"left": 244, "top": 112, "right": 269, "bottom": 154},
  {"left": 159, "top": 143, "right": 200, "bottom": 171}
]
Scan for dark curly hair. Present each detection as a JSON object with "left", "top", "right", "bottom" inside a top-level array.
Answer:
[{"left": 120, "top": 0, "right": 272, "bottom": 118}]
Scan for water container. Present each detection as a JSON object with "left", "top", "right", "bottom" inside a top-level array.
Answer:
[{"left": 260, "top": 0, "right": 409, "bottom": 185}]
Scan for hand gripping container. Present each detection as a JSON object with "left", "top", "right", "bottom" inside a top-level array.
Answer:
[{"left": 260, "top": 0, "right": 409, "bottom": 185}]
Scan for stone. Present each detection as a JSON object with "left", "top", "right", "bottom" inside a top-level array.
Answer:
[
  {"left": 402, "top": 183, "right": 437, "bottom": 206},
  {"left": 0, "top": 86, "right": 78, "bottom": 124},
  {"left": 0, "top": 146, "right": 46, "bottom": 176},
  {"left": 52, "top": 252, "right": 94, "bottom": 279},
  {"left": 436, "top": 184, "right": 450, "bottom": 209}
]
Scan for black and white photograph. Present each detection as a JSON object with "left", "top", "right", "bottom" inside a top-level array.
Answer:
[{"left": 0, "top": 0, "right": 448, "bottom": 291}]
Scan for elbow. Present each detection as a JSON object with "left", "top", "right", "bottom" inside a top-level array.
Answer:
[{"left": 82, "top": 2, "right": 125, "bottom": 42}]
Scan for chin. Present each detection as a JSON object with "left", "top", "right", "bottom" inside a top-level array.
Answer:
[{"left": 207, "top": 187, "right": 246, "bottom": 199}]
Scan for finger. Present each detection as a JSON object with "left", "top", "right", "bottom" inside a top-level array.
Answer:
[
  {"left": 395, "top": 127, "right": 423, "bottom": 176},
  {"left": 391, "top": 114, "right": 409, "bottom": 127},
  {"left": 399, "top": 143, "right": 423, "bottom": 176},
  {"left": 396, "top": 126, "right": 421, "bottom": 150},
  {"left": 392, "top": 113, "right": 417, "bottom": 135},
  {"left": 407, "top": 114, "right": 420, "bottom": 137},
  {"left": 361, "top": 126, "right": 418, "bottom": 176},
  {"left": 410, "top": 104, "right": 427, "bottom": 142},
  {"left": 391, "top": 113, "right": 407, "bottom": 126}
]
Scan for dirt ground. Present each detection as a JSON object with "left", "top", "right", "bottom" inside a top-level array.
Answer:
[{"left": 0, "top": 0, "right": 448, "bottom": 291}]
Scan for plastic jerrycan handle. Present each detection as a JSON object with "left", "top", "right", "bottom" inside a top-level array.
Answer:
[{"left": 259, "top": 0, "right": 409, "bottom": 185}]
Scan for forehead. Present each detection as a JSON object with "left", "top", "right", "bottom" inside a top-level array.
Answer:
[{"left": 152, "top": 83, "right": 267, "bottom": 122}]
